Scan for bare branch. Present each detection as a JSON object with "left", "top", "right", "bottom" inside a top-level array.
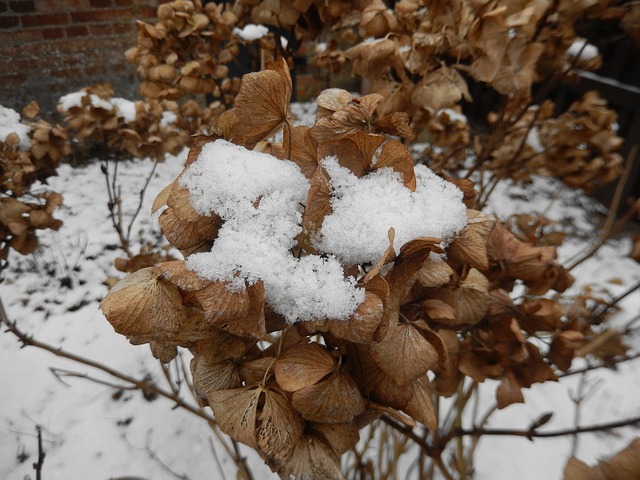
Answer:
[
  {"left": 454, "top": 415, "right": 640, "bottom": 439},
  {"left": 0, "top": 296, "right": 214, "bottom": 424},
  {"left": 34, "top": 425, "right": 45, "bottom": 480}
]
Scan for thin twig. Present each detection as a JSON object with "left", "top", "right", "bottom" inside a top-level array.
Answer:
[
  {"left": 126, "top": 159, "right": 159, "bottom": 244},
  {"left": 557, "top": 351, "right": 640, "bottom": 378},
  {"left": 34, "top": 425, "right": 45, "bottom": 480},
  {"left": 0, "top": 297, "right": 214, "bottom": 423},
  {"left": 454, "top": 415, "right": 640, "bottom": 438},
  {"left": 49, "top": 367, "right": 138, "bottom": 391}
]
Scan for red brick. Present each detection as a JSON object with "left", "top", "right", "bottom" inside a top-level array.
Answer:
[
  {"left": 71, "top": 9, "right": 122, "bottom": 23},
  {"left": 89, "top": 0, "right": 111, "bottom": 7},
  {"left": 9, "top": 0, "right": 35, "bottom": 13},
  {"left": 21, "top": 13, "right": 69, "bottom": 27},
  {"left": 112, "top": 22, "right": 134, "bottom": 34},
  {"left": 88, "top": 23, "right": 113, "bottom": 35},
  {"left": 114, "top": 0, "right": 132, "bottom": 5},
  {"left": 37, "top": 0, "right": 89, "bottom": 12},
  {"left": 51, "top": 68, "right": 82, "bottom": 78},
  {"left": 42, "top": 27, "right": 65, "bottom": 39},
  {"left": 0, "top": 15, "right": 19, "bottom": 29},
  {"left": 65, "top": 25, "right": 88, "bottom": 37},
  {"left": 136, "top": 6, "right": 156, "bottom": 18},
  {"left": 0, "top": 28, "right": 41, "bottom": 43},
  {"left": 84, "top": 64, "right": 107, "bottom": 75}
]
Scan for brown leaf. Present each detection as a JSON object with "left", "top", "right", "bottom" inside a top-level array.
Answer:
[
  {"left": 301, "top": 165, "right": 332, "bottom": 249},
  {"left": 232, "top": 57, "right": 292, "bottom": 148},
  {"left": 374, "top": 112, "right": 413, "bottom": 138},
  {"left": 310, "top": 94, "right": 384, "bottom": 143},
  {"left": 274, "top": 343, "right": 336, "bottom": 392},
  {"left": 284, "top": 125, "right": 319, "bottom": 179},
  {"left": 427, "top": 268, "right": 490, "bottom": 326},
  {"left": 22, "top": 100, "right": 40, "bottom": 119},
  {"left": 208, "top": 386, "right": 262, "bottom": 447},
  {"left": 193, "top": 330, "right": 256, "bottom": 364},
  {"left": 187, "top": 280, "right": 267, "bottom": 339},
  {"left": 256, "top": 388, "right": 304, "bottom": 465},
  {"left": 447, "top": 210, "right": 496, "bottom": 271},
  {"left": 192, "top": 356, "right": 243, "bottom": 399},
  {"left": 292, "top": 370, "right": 366, "bottom": 423},
  {"left": 279, "top": 433, "right": 345, "bottom": 480},
  {"left": 100, "top": 267, "right": 209, "bottom": 344},
  {"left": 371, "top": 321, "right": 439, "bottom": 385},
  {"left": 315, "top": 88, "right": 355, "bottom": 119},
  {"left": 309, "top": 422, "right": 360, "bottom": 455},
  {"left": 404, "top": 375, "right": 437, "bottom": 429},
  {"left": 411, "top": 67, "right": 471, "bottom": 111},
  {"left": 317, "top": 132, "right": 416, "bottom": 190},
  {"left": 496, "top": 370, "right": 525, "bottom": 409},
  {"left": 308, "top": 275, "right": 389, "bottom": 344}
]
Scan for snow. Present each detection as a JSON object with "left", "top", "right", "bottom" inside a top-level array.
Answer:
[
  {"left": 110, "top": 97, "right": 137, "bottom": 123},
  {"left": 1, "top": 101, "right": 639, "bottom": 480},
  {"left": 526, "top": 126, "right": 544, "bottom": 153},
  {"left": 59, "top": 92, "right": 138, "bottom": 123},
  {"left": 0, "top": 105, "right": 31, "bottom": 149},
  {"left": 182, "top": 140, "right": 364, "bottom": 322},
  {"left": 437, "top": 107, "right": 467, "bottom": 124},
  {"left": 566, "top": 39, "right": 599, "bottom": 61},
  {"left": 159, "top": 110, "right": 176, "bottom": 127},
  {"left": 232, "top": 24, "right": 269, "bottom": 42},
  {"left": 316, "top": 156, "right": 467, "bottom": 265}
]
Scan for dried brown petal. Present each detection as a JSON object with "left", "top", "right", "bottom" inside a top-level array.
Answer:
[
  {"left": 447, "top": 210, "right": 496, "bottom": 271},
  {"left": 100, "top": 267, "right": 209, "bottom": 344},
  {"left": 292, "top": 370, "right": 366, "bottom": 423},
  {"left": 371, "top": 321, "right": 439, "bottom": 385},
  {"left": 274, "top": 343, "right": 336, "bottom": 392},
  {"left": 232, "top": 57, "right": 292, "bottom": 147}
]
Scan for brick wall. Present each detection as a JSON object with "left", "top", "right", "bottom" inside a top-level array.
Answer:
[{"left": 0, "top": 0, "right": 165, "bottom": 116}]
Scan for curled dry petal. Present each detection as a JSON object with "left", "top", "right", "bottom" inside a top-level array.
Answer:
[
  {"left": 427, "top": 268, "right": 490, "bottom": 326},
  {"left": 192, "top": 355, "right": 243, "bottom": 399},
  {"left": 317, "top": 132, "right": 416, "bottom": 190},
  {"left": 496, "top": 370, "right": 525, "bottom": 409},
  {"left": 292, "top": 370, "right": 366, "bottom": 423},
  {"left": 370, "top": 321, "right": 440, "bottom": 386},
  {"left": 209, "top": 386, "right": 261, "bottom": 447},
  {"left": 284, "top": 125, "right": 319, "bottom": 179},
  {"left": 100, "top": 267, "right": 210, "bottom": 344},
  {"left": 310, "top": 94, "right": 384, "bottom": 143},
  {"left": 447, "top": 209, "right": 496, "bottom": 271},
  {"left": 404, "top": 375, "right": 437, "bottom": 429},
  {"left": 256, "top": 388, "right": 304, "bottom": 466},
  {"left": 279, "top": 433, "right": 345, "bottom": 480},
  {"left": 307, "top": 275, "right": 389, "bottom": 344},
  {"left": 231, "top": 57, "right": 292, "bottom": 148},
  {"left": 186, "top": 280, "right": 267, "bottom": 339},
  {"left": 274, "top": 343, "right": 336, "bottom": 392}
]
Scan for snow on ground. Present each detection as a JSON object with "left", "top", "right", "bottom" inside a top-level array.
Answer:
[{"left": 1, "top": 104, "right": 639, "bottom": 479}]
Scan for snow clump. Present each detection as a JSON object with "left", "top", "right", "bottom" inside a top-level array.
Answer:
[
  {"left": 181, "top": 140, "right": 364, "bottom": 323},
  {"left": 316, "top": 156, "right": 467, "bottom": 265},
  {"left": 0, "top": 105, "right": 31, "bottom": 149},
  {"left": 181, "top": 139, "right": 467, "bottom": 323}
]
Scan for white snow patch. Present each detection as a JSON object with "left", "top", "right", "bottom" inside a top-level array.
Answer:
[
  {"left": 110, "top": 97, "right": 137, "bottom": 123},
  {"left": 0, "top": 105, "right": 31, "bottom": 149},
  {"left": 437, "top": 108, "right": 467, "bottom": 124},
  {"left": 160, "top": 110, "right": 177, "bottom": 127},
  {"left": 181, "top": 139, "right": 365, "bottom": 323},
  {"left": 315, "top": 156, "right": 467, "bottom": 265},
  {"left": 566, "top": 39, "right": 599, "bottom": 61},
  {"left": 526, "top": 127, "right": 544, "bottom": 153},
  {"left": 233, "top": 24, "right": 269, "bottom": 41}
]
